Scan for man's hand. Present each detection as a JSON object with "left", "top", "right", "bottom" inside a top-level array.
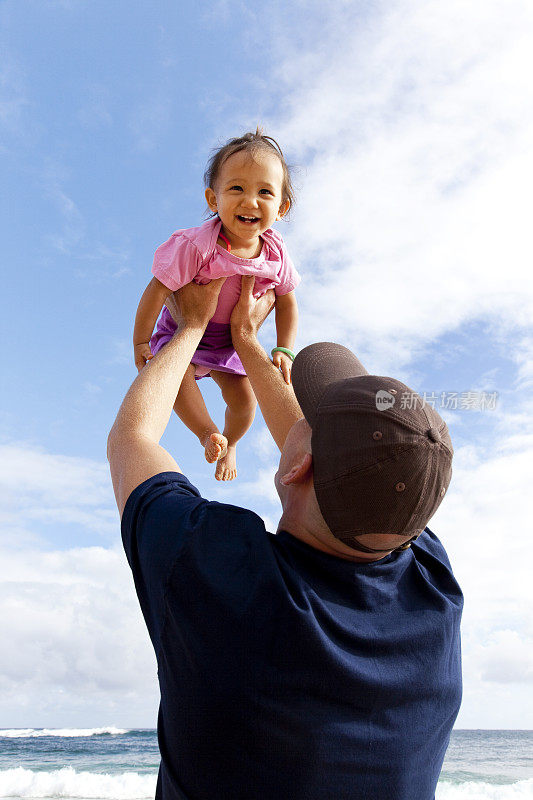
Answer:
[
  {"left": 165, "top": 277, "right": 227, "bottom": 329},
  {"left": 230, "top": 276, "right": 276, "bottom": 341}
]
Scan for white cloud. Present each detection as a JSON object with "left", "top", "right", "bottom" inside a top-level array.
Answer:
[
  {"left": 208, "top": 459, "right": 281, "bottom": 511},
  {"left": 262, "top": 0, "right": 533, "bottom": 367},
  {"left": 231, "top": 465, "right": 280, "bottom": 505},
  {"left": 432, "top": 412, "right": 533, "bottom": 724},
  {"left": 477, "top": 631, "right": 533, "bottom": 684},
  {"left": 510, "top": 336, "right": 533, "bottom": 389},
  {"left": 248, "top": 426, "right": 279, "bottom": 463},
  {"left": 0, "top": 443, "right": 116, "bottom": 545},
  {"left": 0, "top": 545, "right": 158, "bottom": 726}
]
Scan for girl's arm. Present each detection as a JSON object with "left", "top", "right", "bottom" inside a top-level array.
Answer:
[
  {"left": 273, "top": 290, "right": 299, "bottom": 383},
  {"left": 133, "top": 277, "right": 173, "bottom": 371}
]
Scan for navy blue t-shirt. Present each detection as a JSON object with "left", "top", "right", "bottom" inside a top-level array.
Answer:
[{"left": 122, "top": 472, "right": 463, "bottom": 800}]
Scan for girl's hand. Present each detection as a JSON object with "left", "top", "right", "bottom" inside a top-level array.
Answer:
[
  {"left": 272, "top": 351, "right": 292, "bottom": 384},
  {"left": 134, "top": 342, "right": 153, "bottom": 372}
]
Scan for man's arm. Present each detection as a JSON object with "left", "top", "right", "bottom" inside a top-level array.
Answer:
[
  {"left": 108, "top": 278, "right": 226, "bottom": 517},
  {"left": 230, "top": 277, "right": 303, "bottom": 452}
]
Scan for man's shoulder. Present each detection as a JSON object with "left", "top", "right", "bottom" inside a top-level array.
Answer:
[
  {"left": 122, "top": 471, "right": 202, "bottom": 528},
  {"left": 121, "top": 471, "right": 269, "bottom": 566},
  {"left": 411, "top": 527, "right": 463, "bottom": 608},
  {"left": 121, "top": 472, "right": 276, "bottom": 621},
  {"left": 414, "top": 527, "right": 453, "bottom": 565}
]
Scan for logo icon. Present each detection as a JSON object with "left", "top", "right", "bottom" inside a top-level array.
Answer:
[{"left": 375, "top": 390, "right": 396, "bottom": 411}]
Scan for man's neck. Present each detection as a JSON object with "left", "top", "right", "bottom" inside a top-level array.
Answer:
[{"left": 277, "top": 519, "right": 387, "bottom": 563}]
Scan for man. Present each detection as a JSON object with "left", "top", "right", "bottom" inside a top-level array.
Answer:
[{"left": 108, "top": 276, "right": 462, "bottom": 800}]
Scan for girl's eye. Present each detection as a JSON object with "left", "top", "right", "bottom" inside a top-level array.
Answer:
[
  {"left": 260, "top": 189, "right": 273, "bottom": 195},
  {"left": 230, "top": 185, "right": 242, "bottom": 191}
]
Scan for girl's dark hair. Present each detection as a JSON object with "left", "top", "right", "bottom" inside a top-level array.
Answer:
[{"left": 204, "top": 127, "right": 295, "bottom": 216}]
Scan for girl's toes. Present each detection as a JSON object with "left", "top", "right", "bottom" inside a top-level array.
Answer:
[{"left": 214, "top": 446, "right": 236, "bottom": 481}]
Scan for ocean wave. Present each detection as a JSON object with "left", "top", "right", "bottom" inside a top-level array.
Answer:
[
  {"left": 437, "top": 778, "right": 533, "bottom": 799},
  {"left": 0, "top": 767, "right": 156, "bottom": 798},
  {"left": 0, "top": 770, "right": 531, "bottom": 800},
  {"left": 0, "top": 726, "right": 128, "bottom": 739}
]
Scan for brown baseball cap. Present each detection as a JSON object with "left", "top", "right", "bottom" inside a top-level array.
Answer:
[{"left": 291, "top": 343, "right": 453, "bottom": 554}]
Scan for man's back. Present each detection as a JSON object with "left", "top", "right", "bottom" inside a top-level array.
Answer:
[{"left": 123, "top": 472, "right": 463, "bottom": 800}]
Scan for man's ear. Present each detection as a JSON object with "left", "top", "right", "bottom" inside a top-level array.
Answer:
[
  {"left": 205, "top": 187, "right": 217, "bottom": 212},
  {"left": 280, "top": 452, "right": 313, "bottom": 485},
  {"left": 276, "top": 199, "right": 290, "bottom": 220}
]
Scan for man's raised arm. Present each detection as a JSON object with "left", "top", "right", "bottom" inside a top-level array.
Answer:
[
  {"left": 230, "top": 276, "right": 303, "bottom": 452},
  {"left": 107, "top": 278, "right": 226, "bottom": 517}
]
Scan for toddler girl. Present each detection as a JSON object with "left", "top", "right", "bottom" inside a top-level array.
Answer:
[{"left": 133, "top": 130, "right": 300, "bottom": 481}]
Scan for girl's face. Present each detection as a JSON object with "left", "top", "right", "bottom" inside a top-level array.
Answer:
[{"left": 205, "top": 149, "right": 290, "bottom": 248}]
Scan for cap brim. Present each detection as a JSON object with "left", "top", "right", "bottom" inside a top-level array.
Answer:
[{"left": 292, "top": 343, "right": 369, "bottom": 427}]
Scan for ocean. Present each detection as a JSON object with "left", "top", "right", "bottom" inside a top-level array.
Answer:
[{"left": 0, "top": 728, "right": 531, "bottom": 799}]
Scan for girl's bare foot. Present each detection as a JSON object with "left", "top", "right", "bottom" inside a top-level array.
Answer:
[
  {"left": 215, "top": 444, "right": 237, "bottom": 481},
  {"left": 203, "top": 432, "right": 228, "bottom": 464}
]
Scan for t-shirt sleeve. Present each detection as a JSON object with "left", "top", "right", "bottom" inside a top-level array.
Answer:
[
  {"left": 412, "top": 527, "right": 464, "bottom": 610},
  {"left": 121, "top": 471, "right": 207, "bottom": 652},
  {"left": 271, "top": 234, "right": 301, "bottom": 296},
  {"left": 151, "top": 231, "right": 203, "bottom": 291}
]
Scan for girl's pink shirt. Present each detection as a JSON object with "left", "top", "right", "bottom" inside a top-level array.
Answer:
[{"left": 151, "top": 217, "right": 300, "bottom": 324}]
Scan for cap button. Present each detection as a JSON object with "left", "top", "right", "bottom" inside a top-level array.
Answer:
[{"left": 428, "top": 427, "right": 441, "bottom": 443}]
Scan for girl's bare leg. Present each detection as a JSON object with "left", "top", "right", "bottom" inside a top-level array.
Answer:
[
  {"left": 210, "top": 371, "right": 257, "bottom": 481},
  {"left": 174, "top": 364, "right": 227, "bottom": 464}
]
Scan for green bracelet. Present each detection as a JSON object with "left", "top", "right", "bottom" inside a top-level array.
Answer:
[{"left": 271, "top": 347, "right": 296, "bottom": 362}]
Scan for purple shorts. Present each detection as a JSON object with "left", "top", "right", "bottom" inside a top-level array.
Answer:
[{"left": 150, "top": 307, "right": 246, "bottom": 381}]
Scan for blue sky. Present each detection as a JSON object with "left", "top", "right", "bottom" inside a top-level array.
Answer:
[{"left": 1, "top": 0, "right": 532, "bottom": 728}]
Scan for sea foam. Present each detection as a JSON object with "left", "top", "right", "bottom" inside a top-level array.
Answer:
[
  {"left": 0, "top": 726, "right": 128, "bottom": 738},
  {"left": 0, "top": 769, "right": 531, "bottom": 799},
  {"left": 437, "top": 779, "right": 533, "bottom": 799},
  {"left": 0, "top": 767, "right": 156, "bottom": 798}
]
